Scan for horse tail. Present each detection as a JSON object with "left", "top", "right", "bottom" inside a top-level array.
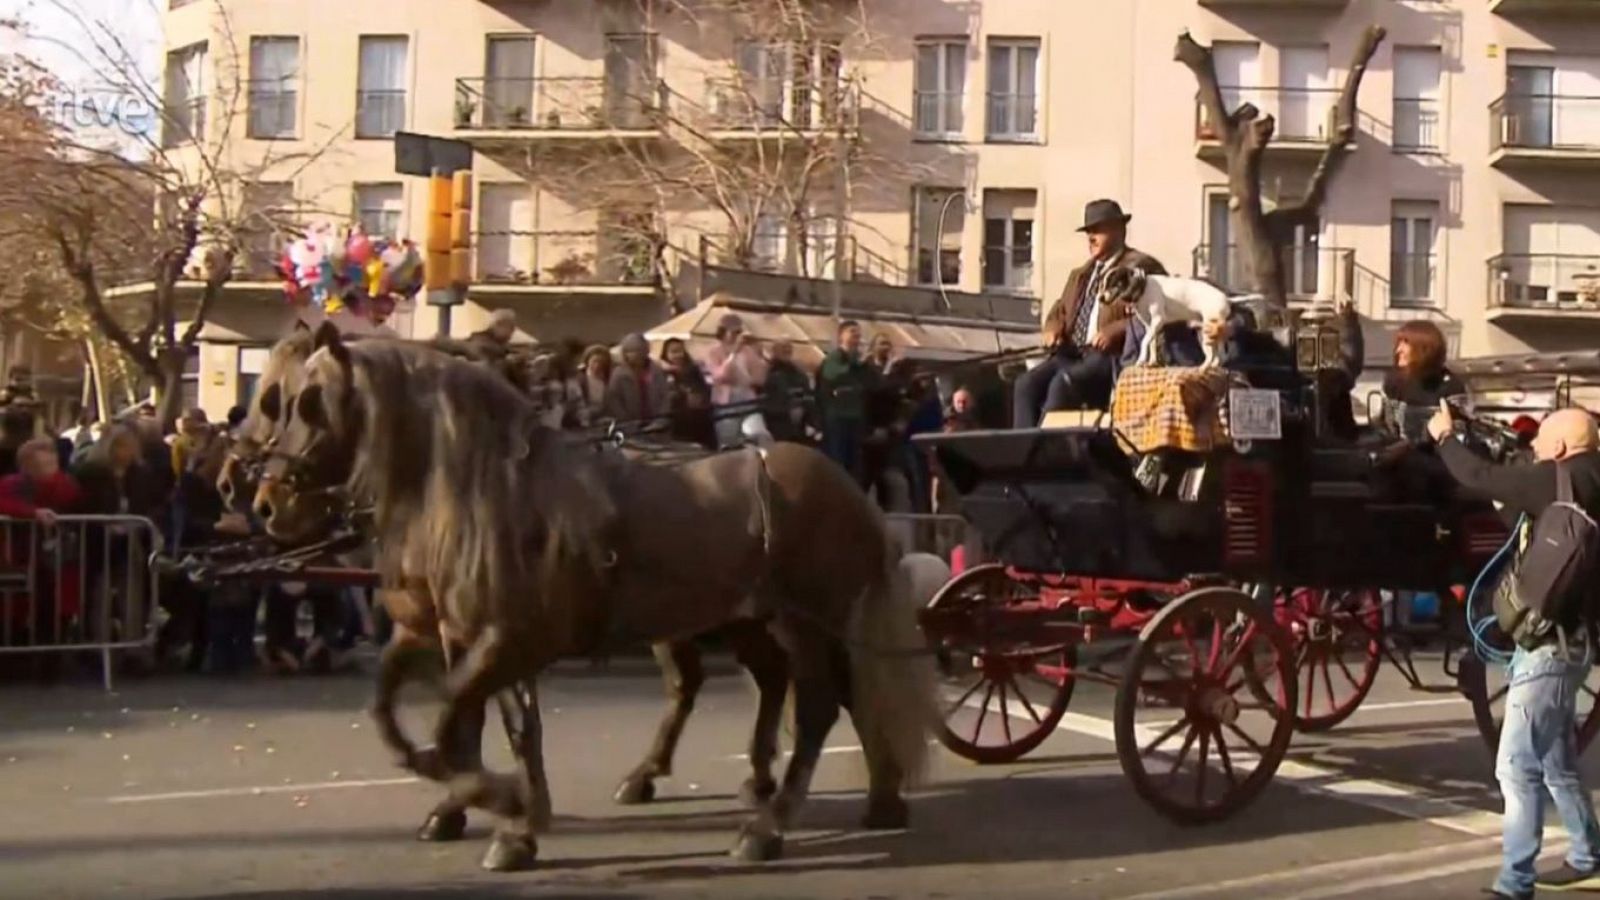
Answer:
[{"left": 846, "top": 543, "right": 942, "bottom": 789}]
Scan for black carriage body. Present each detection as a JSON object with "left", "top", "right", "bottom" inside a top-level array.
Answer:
[{"left": 919, "top": 415, "right": 1510, "bottom": 593}]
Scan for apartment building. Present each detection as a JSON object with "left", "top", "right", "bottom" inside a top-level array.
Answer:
[{"left": 156, "top": 0, "right": 1600, "bottom": 414}]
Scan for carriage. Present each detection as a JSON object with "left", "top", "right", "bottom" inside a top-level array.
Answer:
[{"left": 911, "top": 329, "right": 1594, "bottom": 824}]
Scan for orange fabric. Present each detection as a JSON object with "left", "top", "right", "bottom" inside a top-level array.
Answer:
[{"left": 1110, "top": 366, "right": 1232, "bottom": 454}]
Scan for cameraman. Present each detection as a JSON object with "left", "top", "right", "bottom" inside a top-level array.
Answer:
[{"left": 1428, "top": 404, "right": 1600, "bottom": 898}]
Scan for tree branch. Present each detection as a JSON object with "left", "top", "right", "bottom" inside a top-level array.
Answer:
[
  {"left": 1270, "top": 25, "right": 1386, "bottom": 227},
  {"left": 1175, "top": 30, "right": 1233, "bottom": 145},
  {"left": 54, "top": 228, "right": 160, "bottom": 378}
]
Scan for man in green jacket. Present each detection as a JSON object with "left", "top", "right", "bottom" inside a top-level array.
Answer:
[{"left": 815, "top": 320, "right": 878, "bottom": 484}]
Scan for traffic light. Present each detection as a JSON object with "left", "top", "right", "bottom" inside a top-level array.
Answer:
[
  {"left": 449, "top": 171, "right": 473, "bottom": 286},
  {"left": 423, "top": 172, "right": 453, "bottom": 291}
]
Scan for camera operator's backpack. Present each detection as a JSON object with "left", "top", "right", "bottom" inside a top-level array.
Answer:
[{"left": 1495, "top": 462, "right": 1600, "bottom": 649}]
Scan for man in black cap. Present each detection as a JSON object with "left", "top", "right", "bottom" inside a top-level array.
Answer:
[{"left": 1012, "top": 199, "right": 1166, "bottom": 427}]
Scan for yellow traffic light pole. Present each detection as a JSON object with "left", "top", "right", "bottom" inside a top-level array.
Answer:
[{"left": 423, "top": 168, "right": 473, "bottom": 336}]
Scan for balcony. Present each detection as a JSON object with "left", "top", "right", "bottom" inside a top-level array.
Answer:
[
  {"left": 1191, "top": 243, "right": 1355, "bottom": 306},
  {"left": 471, "top": 230, "right": 658, "bottom": 297},
  {"left": 1487, "top": 254, "right": 1600, "bottom": 322},
  {"left": 246, "top": 83, "right": 297, "bottom": 140},
  {"left": 453, "top": 77, "right": 666, "bottom": 149},
  {"left": 1490, "top": 94, "right": 1600, "bottom": 168},
  {"left": 1490, "top": 0, "right": 1600, "bottom": 16},
  {"left": 702, "top": 77, "right": 860, "bottom": 139},
  {"left": 1195, "top": 88, "right": 1351, "bottom": 160},
  {"left": 1393, "top": 98, "right": 1443, "bottom": 154}
]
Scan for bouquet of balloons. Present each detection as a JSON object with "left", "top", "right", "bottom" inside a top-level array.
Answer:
[{"left": 279, "top": 222, "right": 424, "bottom": 324}]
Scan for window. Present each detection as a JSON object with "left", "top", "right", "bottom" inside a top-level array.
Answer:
[
  {"left": 727, "top": 41, "right": 842, "bottom": 130},
  {"left": 914, "top": 39, "right": 966, "bottom": 139},
  {"left": 605, "top": 33, "right": 659, "bottom": 128},
  {"left": 476, "top": 183, "right": 534, "bottom": 282},
  {"left": 913, "top": 187, "right": 964, "bottom": 286},
  {"left": 180, "top": 348, "right": 200, "bottom": 413},
  {"left": 1394, "top": 47, "right": 1442, "bottom": 153},
  {"left": 483, "top": 35, "right": 536, "bottom": 128},
  {"left": 801, "top": 214, "right": 837, "bottom": 279},
  {"left": 248, "top": 37, "right": 299, "bottom": 139},
  {"left": 354, "top": 184, "right": 403, "bottom": 239},
  {"left": 1278, "top": 46, "right": 1331, "bottom": 142},
  {"left": 163, "top": 42, "right": 207, "bottom": 147},
  {"left": 985, "top": 39, "right": 1038, "bottom": 141},
  {"left": 240, "top": 182, "right": 295, "bottom": 278},
  {"left": 751, "top": 213, "right": 786, "bottom": 271},
  {"left": 981, "top": 189, "right": 1035, "bottom": 294},
  {"left": 1202, "top": 42, "right": 1260, "bottom": 138},
  {"left": 1201, "top": 190, "right": 1240, "bottom": 289},
  {"left": 238, "top": 347, "right": 270, "bottom": 408},
  {"left": 357, "top": 36, "right": 408, "bottom": 138},
  {"left": 1391, "top": 201, "right": 1439, "bottom": 306},
  {"left": 1500, "top": 205, "right": 1600, "bottom": 307}
]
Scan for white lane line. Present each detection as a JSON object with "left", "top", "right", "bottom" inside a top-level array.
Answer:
[
  {"left": 104, "top": 777, "right": 420, "bottom": 805},
  {"left": 1278, "top": 838, "right": 1571, "bottom": 900},
  {"left": 1353, "top": 696, "right": 1467, "bottom": 713}
]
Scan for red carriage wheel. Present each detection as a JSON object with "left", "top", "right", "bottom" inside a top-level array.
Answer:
[
  {"left": 1460, "top": 654, "right": 1600, "bottom": 756},
  {"left": 922, "top": 564, "right": 1076, "bottom": 764},
  {"left": 1115, "top": 586, "right": 1297, "bottom": 824},
  {"left": 1272, "top": 588, "right": 1383, "bottom": 733}
]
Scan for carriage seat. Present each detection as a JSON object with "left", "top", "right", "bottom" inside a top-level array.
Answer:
[{"left": 1040, "top": 409, "right": 1105, "bottom": 429}]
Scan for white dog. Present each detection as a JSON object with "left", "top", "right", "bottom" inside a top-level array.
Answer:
[{"left": 1097, "top": 269, "right": 1238, "bottom": 369}]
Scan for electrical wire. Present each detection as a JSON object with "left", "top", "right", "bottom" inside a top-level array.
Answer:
[{"left": 1466, "top": 513, "right": 1523, "bottom": 667}]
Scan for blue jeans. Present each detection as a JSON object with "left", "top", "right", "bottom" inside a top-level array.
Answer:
[
  {"left": 1495, "top": 641, "right": 1600, "bottom": 897},
  {"left": 823, "top": 419, "right": 865, "bottom": 486}
]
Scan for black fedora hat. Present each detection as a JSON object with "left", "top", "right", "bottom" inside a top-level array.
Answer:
[{"left": 1077, "top": 199, "right": 1133, "bottom": 233}]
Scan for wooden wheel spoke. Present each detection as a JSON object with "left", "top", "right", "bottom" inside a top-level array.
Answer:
[
  {"left": 1212, "top": 724, "right": 1238, "bottom": 786},
  {"left": 998, "top": 679, "right": 1014, "bottom": 745},
  {"left": 1303, "top": 652, "right": 1317, "bottom": 716},
  {"left": 1195, "top": 726, "right": 1211, "bottom": 806},
  {"left": 1213, "top": 620, "right": 1259, "bottom": 679},
  {"left": 1333, "top": 649, "right": 1362, "bottom": 691},
  {"left": 970, "top": 682, "right": 996, "bottom": 743},
  {"left": 945, "top": 675, "right": 987, "bottom": 718},
  {"left": 1142, "top": 716, "right": 1191, "bottom": 755},
  {"left": 1487, "top": 684, "right": 1509, "bottom": 707},
  {"left": 1223, "top": 720, "right": 1267, "bottom": 758},
  {"left": 1006, "top": 673, "right": 1045, "bottom": 725},
  {"left": 1205, "top": 618, "right": 1224, "bottom": 676},
  {"left": 1321, "top": 658, "right": 1339, "bottom": 712},
  {"left": 1164, "top": 724, "right": 1200, "bottom": 781},
  {"left": 1582, "top": 683, "right": 1600, "bottom": 703}
]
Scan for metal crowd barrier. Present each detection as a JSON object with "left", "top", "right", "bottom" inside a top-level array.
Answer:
[
  {"left": 0, "top": 515, "right": 163, "bottom": 690},
  {"left": 883, "top": 512, "right": 982, "bottom": 566}
]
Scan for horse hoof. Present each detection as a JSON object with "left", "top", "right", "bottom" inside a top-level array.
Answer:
[
  {"left": 416, "top": 810, "right": 467, "bottom": 842},
  {"left": 480, "top": 833, "right": 538, "bottom": 872},
  {"left": 738, "top": 777, "right": 777, "bottom": 808},
  {"left": 612, "top": 777, "right": 655, "bottom": 805},
  {"left": 730, "top": 829, "right": 784, "bottom": 863},
  {"left": 862, "top": 797, "right": 909, "bottom": 830}
]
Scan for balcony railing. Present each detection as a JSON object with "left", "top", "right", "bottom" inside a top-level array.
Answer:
[
  {"left": 247, "top": 83, "right": 297, "bottom": 139},
  {"left": 473, "top": 230, "right": 657, "bottom": 287},
  {"left": 1491, "top": 94, "right": 1600, "bottom": 154},
  {"left": 1196, "top": 87, "right": 1344, "bottom": 144},
  {"left": 982, "top": 245, "right": 1034, "bottom": 295},
  {"left": 1389, "top": 252, "right": 1440, "bottom": 308},
  {"left": 1489, "top": 254, "right": 1600, "bottom": 310},
  {"left": 703, "top": 77, "right": 860, "bottom": 133},
  {"left": 162, "top": 95, "right": 206, "bottom": 147},
  {"left": 985, "top": 91, "right": 1038, "bottom": 141},
  {"left": 355, "top": 89, "right": 405, "bottom": 138},
  {"left": 1191, "top": 243, "right": 1355, "bottom": 304},
  {"left": 454, "top": 77, "right": 667, "bottom": 132},
  {"left": 1393, "top": 98, "right": 1441, "bottom": 152}
]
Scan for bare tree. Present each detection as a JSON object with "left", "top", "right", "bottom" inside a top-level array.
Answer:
[
  {"left": 1176, "top": 26, "right": 1386, "bottom": 326},
  {"left": 498, "top": 0, "right": 921, "bottom": 310},
  {"left": 0, "top": 1, "right": 337, "bottom": 425}
]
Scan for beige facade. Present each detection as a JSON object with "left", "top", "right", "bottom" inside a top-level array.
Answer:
[{"left": 161, "top": 0, "right": 1600, "bottom": 416}]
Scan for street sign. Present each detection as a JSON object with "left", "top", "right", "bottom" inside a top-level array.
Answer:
[{"left": 394, "top": 131, "right": 474, "bottom": 176}]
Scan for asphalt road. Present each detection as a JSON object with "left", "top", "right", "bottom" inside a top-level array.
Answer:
[{"left": 0, "top": 652, "right": 1591, "bottom": 900}]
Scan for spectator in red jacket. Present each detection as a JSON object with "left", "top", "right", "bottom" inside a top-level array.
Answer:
[{"left": 0, "top": 438, "right": 83, "bottom": 650}]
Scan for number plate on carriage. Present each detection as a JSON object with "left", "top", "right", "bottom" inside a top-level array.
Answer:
[{"left": 1228, "top": 389, "right": 1282, "bottom": 440}]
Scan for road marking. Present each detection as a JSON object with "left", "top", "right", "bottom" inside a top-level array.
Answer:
[
  {"left": 1348, "top": 696, "right": 1466, "bottom": 713},
  {"left": 104, "top": 777, "right": 420, "bottom": 805},
  {"left": 1277, "top": 838, "right": 1571, "bottom": 899}
]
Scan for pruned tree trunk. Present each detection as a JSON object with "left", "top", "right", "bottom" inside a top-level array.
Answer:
[{"left": 1175, "top": 26, "right": 1385, "bottom": 328}]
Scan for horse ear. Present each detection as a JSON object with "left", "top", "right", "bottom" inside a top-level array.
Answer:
[
  {"left": 258, "top": 383, "right": 282, "bottom": 422},
  {"left": 292, "top": 320, "right": 311, "bottom": 334},
  {"left": 314, "top": 321, "right": 351, "bottom": 369},
  {"left": 296, "top": 384, "right": 329, "bottom": 430}
]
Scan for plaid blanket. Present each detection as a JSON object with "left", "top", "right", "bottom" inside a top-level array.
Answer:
[{"left": 1110, "top": 366, "right": 1233, "bottom": 453}]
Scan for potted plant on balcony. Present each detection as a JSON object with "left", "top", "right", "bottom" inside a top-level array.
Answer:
[
  {"left": 454, "top": 97, "right": 474, "bottom": 128},
  {"left": 585, "top": 105, "right": 606, "bottom": 129},
  {"left": 546, "top": 252, "right": 594, "bottom": 285},
  {"left": 508, "top": 105, "right": 529, "bottom": 126},
  {"left": 544, "top": 110, "right": 561, "bottom": 128}
]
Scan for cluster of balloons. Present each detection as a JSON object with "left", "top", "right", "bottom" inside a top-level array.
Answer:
[{"left": 280, "top": 222, "right": 423, "bottom": 323}]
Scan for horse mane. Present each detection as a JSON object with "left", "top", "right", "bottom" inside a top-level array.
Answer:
[
  {"left": 240, "top": 327, "right": 316, "bottom": 447},
  {"left": 319, "top": 340, "right": 617, "bottom": 626}
]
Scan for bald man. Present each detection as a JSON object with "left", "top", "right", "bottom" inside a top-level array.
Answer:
[{"left": 1429, "top": 403, "right": 1600, "bottom": 898}]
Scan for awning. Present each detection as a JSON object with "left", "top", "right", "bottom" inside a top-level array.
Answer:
[{"left": 644, "top": 296, "right": 1036, "bottom": 369}]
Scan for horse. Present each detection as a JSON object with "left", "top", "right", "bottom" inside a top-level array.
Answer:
[
  {"left": 252, "top": 323, "right": 935, "bottom": 872},
  {"left": 218, "top": 326, "right": 799, "bottom": 859}
]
